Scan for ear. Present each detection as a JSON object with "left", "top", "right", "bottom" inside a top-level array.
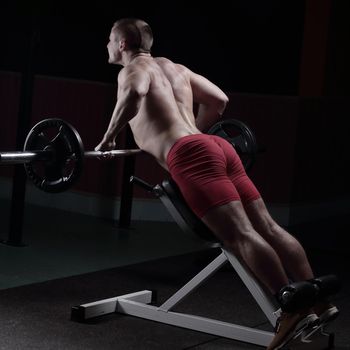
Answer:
[{"left": 119, "top": 39, "right": 126, "bottom": 51}]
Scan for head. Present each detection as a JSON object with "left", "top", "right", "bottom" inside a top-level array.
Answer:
[{"left": 107, "top": 18, "right": 153, "bottom": 65}]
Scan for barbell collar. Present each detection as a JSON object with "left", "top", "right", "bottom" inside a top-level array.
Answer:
[{"left": 0, "top": 150, "right": 52, "bottom": 164}]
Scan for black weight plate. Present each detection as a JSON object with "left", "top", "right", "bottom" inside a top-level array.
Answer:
[{"left": 24, "top": 118, "right": 84, "bottom": 193}]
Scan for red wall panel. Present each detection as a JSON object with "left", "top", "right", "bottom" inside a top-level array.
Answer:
[
  {"left": 0, "top": 72, "right": 21, "bottom": 177},
  {"left": 4, "top": 73, "right": 344, "bottom": 206}
]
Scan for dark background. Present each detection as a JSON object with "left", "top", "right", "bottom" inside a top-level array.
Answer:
[
  {"left": 0, "top": 0, "right": 349, "bottom": 215},
  {"left": 0, "top": 0, "right": 308, "bottom": 95},
  {"left": 1, "top": 0, "right": 349, "bottom": 96}
]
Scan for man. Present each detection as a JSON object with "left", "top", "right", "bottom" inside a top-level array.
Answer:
[{"left": 95, "top": 18, "right": 338, "bottom": 349}]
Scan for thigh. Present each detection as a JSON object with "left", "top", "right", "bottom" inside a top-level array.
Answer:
[
  {"left": 201, "top": 200, "right": 254, "bottom": 243},
  {"left": 244, "top": 198, "right": 275, "bottom": 230},
  {"left": 245, "top": 198, "right": 294, "bottom": 246}
]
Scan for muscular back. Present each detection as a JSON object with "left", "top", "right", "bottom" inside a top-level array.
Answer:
[
  {"left": 96, "top": 24, "right": 228, "bottom": 165},
  {"left": 128, "top": 56, "right": 201, "bottom": 168}
]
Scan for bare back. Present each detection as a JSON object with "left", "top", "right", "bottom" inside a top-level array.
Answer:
[
  {"left": 128, "top": 57, "right": 201, "bottom": 169},
  {"left": 96, "top": 22, "right": 228, "bottom": 167}
]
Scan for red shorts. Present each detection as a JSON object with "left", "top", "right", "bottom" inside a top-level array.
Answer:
[{"left": 166, "top": 134, "right": 261, "bottom": 218}]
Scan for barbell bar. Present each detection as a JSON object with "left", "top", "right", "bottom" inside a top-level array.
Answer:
[
  {"left": 0, "top": 118, "right": 144, "bottom": 193},
  {"left": 0, "top": 149, "right": 143, "bottom": 164},
  {"left": 0, "top": 117, "right": 258, "bottom": 193},
  {"left": 84, "top": 149, "right": 143, "bottom": 158},
  {"left": 0, "top": 151, "right": 52, "bottom": 164}
]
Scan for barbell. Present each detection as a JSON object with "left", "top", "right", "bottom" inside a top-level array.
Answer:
[{"left": 0, "top": 117, "right": 258, "bottom": 193}]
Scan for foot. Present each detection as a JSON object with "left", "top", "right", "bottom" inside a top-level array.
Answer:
[
  {"left": 302, "top": 301, "right": 339, "bottom": 340},
  {"left": 314, "top": 301, "right": 339, "bottom": 325},
  {"left": 267, "top": 309, "right": 319, "bottom": 350}
]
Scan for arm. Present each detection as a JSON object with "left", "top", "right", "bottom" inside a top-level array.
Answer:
[
  {"left": 189, "top": 71, "right": 229, "bottom": 132},
  {"left": 95, "top": 66, "right": 150, "bottom": 151}
]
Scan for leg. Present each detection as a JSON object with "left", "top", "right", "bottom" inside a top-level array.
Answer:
[
  {"left": 201, "top": 200, "right": 290, "bottom": 294},
  {"left": 216, "top": 134, "right": 314, "bottom": 283},
  {"left": 244, "top": 198, "right": 314, "bottom": 281},
  {"left": 167, "top": 135, "right": 319, "bottom": 349},
  {"left": 167, "top": 135, "right": 290, "bottom": 294}
]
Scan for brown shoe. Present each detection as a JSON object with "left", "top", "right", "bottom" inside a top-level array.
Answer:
[
  {"left": 301, "top": 301, "right": 340, "bottom": 341},
  {"left": 267, "top": 309, "right": 318, "bottom": 350}
]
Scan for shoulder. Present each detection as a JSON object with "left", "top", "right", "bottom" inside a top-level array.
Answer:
[
  {"left": 153, "top": 56, "right": 172, "bottom": 65},
  {"left": 118, "top": 65, "right": 138, "bottom": 77},
  {"left": 154, "top": 56, "right": 189, "bottom": 75},
  {"left": 118, "top": 64, "right": 147, "bottom": 83}
]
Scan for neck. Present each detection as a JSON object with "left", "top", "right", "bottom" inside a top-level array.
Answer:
[{"left": 129, "top": 52, "right": 151, "bottom": 63}]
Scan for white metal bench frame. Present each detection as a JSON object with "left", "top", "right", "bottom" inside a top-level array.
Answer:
[{"left": 71, "top": 180, "right": 333, "bottom": 349}]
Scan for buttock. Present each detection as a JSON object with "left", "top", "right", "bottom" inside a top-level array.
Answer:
[{"left": 166, "top": 134, "right": 261, "bottom": 218}]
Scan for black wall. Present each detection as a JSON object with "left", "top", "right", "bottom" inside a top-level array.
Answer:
[
  {"left": 1, "top": 0, "right": 349, "bottom": 209},
  {"left": 325, "top": 0, "right": 350, "bottom": 96},
  {"left": 0, "top": 0, "right": 305, "bottom": 94}
]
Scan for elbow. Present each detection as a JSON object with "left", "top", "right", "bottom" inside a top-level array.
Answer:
[{"left": 217, "top": 94, "right": 229, "bottom": 115}]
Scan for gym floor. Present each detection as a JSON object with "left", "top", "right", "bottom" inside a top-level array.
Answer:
[
  {"left": 0, "top": 199, "right": 208, "bottom": 290},
  {"left": 0, "top": 198, "right": 349, "bottom": 349}
]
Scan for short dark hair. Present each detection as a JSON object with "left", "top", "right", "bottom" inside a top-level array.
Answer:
[{"left": 113, "top": 18, "right": 153, "bottom": 53}]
